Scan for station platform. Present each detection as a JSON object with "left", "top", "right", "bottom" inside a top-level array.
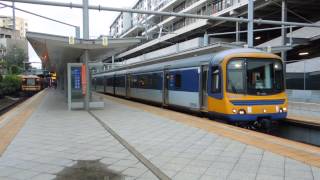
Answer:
[
  {"left": 287, "top": 101, "right": 320, "bottom": 127},
  {"left": 0, "top": 89, "right": 320, "bottom": 180}
]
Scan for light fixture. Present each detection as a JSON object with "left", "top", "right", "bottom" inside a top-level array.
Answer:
[
  {"left": 255, "top": 36, "right": 261, "bottom": 40},
  {"left": 238, "top": 109, "right": 246, "bottom": 115},
  {"left": 299, "top": 52, "right": 309, "bottom": 56}
]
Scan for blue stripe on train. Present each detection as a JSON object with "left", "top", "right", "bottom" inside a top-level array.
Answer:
[
  {"left": 230, "top": 99, "right": 285, "bottom": 106},
  {"left": 209, "top": 111, "right": 287, "bottom": 122}
]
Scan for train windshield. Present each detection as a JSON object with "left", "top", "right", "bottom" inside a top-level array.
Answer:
[
  {"left": 27, "top": 79, "right": 36, "bottom": 86},
  {"left": 227, "top": 58, "right": 284, "bottom": 95}
]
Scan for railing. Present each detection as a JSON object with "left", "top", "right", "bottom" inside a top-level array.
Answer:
[{"left": 113, "top": 0, "right": 246, "bottom": 38}]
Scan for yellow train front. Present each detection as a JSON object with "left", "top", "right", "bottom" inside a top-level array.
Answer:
[
  {"left": 21, "top": 75, "right": 42, "bottom": 94},
  {"left": 207, "top": 49, "right": 288, "bottom": 125}
]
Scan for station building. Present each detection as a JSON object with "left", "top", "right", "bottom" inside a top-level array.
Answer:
[{"left": 107, "top": 0, "right": 320, "bottom": 103}]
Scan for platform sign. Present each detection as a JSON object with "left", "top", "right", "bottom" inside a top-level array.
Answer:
[
  {"left": 71, "top": 67, "right": 81, "bottom": 90},
  {"left": 69, "top": 36, "right": 75, "bottom": 45},
  {"left": 102, "top": 36, "right": 108, "bottom": 47},
  {"left": 51, "top": 72, "right": 57, "bottom": 80}
]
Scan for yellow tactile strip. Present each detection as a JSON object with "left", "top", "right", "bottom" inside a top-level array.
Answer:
[
  {"left": 0, "top": 90, "right": 47, "bottom": 155},
  {"left": 96, "top": 93, "right": 320, "bottom": 168}
]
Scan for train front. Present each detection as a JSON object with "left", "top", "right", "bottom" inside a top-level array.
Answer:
[
  {"left": 21, "top": 76, "right": 41, "bottom": 92},
  {"left": 208, "top": 49, "right": 288, "bottom": 125}
]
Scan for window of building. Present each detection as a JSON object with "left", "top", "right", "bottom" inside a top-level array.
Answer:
[
  {"left": 5, "top": 35, "right": 11, "bottom": 39},
  {"left": 173, "top": 1, "right": 185, "bottom": 12},
  {"left": 173, "top": 18, "right": 185, "bottom": 31}
]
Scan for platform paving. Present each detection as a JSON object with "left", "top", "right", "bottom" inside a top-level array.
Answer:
[
  {"left": 0, "top": 90, "right": 157, "bottom": 180},
  {"left": 0, "top": 89, "right": 319, "bottom": 180},
  {"left": 92, "top": 96, "right": 320, "bottom": 180}
]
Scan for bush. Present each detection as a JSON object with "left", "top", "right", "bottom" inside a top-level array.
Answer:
[{"left": 0, "top": 75, "right": 21, "bottom": 96}]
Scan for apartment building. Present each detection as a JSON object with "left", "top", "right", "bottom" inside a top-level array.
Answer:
[
  {"left": 0, "top": 16, "right": 28, "bottom": 37},
  {"left": 0, "top": 27, "right": 28, "bottom": 74}
]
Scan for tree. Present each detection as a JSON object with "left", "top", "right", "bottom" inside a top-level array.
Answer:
[
  {"left": 3, "top": 47, "right": 27, "bottom": 74},
  {"left": 0, "top": 74, "right": 21, "bottom": 97}
]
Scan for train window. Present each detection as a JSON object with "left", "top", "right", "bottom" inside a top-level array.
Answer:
[
  {"left": 227, "top": 60, "right": 245, "bottom": 93},
  {"left": 211, "top": 66, "right": 221, "bottom": 93},
  {"left": 175, "top": 74, "right": 182, "bottom": 88}
]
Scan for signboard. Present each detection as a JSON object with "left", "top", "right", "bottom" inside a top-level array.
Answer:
[
  {"left": 102, "top": 36, "right": 108, "bottom": 47},
  {"left": 71, "top": 67, "right": 81, "bottom": 90},
  {"left": 69, "top": 36, "right": 75, "bottom": 45},
  {"left": 81, "top": 64, "right": 87, "bottom": 96}
]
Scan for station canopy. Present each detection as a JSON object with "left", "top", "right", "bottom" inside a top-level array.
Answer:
[{"left": 27, "top": 32, "right": 143, "bottom": 72}]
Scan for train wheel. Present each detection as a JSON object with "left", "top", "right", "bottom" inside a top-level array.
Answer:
[{"left": 260, "top": 119, "right": 272, "bottom": 133}]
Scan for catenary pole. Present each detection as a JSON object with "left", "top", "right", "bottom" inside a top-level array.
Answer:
[
  {"left": 12, "top": 1, "right": 15, "bottom": 30},
  {"left": 247, "top": 0, "right": 254, "bottom": 47},
  {"left": 82, "top": 0, "right": 90, "bottom": 110}
]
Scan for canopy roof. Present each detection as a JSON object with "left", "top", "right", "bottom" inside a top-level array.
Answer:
[{"left": 27, "top": 31, "right": 142, "bottom": 72}]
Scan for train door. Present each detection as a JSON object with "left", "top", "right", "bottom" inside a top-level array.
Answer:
[
  {"left": 163, "top": 69, "right": 169, "bottom": 105},
  {"left": 126, "top": 74, "right": 131, "bottom": 98},
  {"left": 200, "top": 65, "right": 209, "bottom": 110}
]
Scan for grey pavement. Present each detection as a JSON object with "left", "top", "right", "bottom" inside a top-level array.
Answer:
[
  {"left": 92, "top": 95, "right": 320, "bottom": 180},
  {"left": 0, "top": 89, "right": 319, "bottom": 180},
  {"left": 0, "top": 90, "right": 157, "bottom": 180}
]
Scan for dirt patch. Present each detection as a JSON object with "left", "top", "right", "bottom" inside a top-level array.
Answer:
[{"left": 55, "top": 160, "right": 123, "bottom": 180}]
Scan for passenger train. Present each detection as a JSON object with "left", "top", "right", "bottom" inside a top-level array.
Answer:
[
  {"left": 93, "top": 48, "right": 288, "bottom": 126},
  {"left": 20, "top": 75, "right": 42, "bottom": 94}
]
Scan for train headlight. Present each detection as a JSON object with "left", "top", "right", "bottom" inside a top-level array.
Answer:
[
  {"left": 238, "top": 109, "right": 246, "bottom": 115},
  {"left": 232, "top": 109, "right": 237, "bottom": 114},
  {"left": 263, "top": 109, "right": 267, "bottom": 113},
  {"left": 279, "top": 107, "right": 286, "bottom": 113}
]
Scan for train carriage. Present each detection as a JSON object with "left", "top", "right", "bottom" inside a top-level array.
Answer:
[
  {"left": 20, "top": 75, "right": 42, "bottom": 93},
  {"left": 93, "top": 48, "right": 288, "bottom": 125}
]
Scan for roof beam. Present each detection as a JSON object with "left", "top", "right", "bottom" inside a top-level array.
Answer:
[{"left": 1, "top": 0, "right": 320, "bottom": 28}]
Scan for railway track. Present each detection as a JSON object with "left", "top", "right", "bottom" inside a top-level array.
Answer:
[{"left": 0, "top": 97, "right": 29, "bottom": 116}]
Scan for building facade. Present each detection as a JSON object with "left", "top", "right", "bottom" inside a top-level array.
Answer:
[
  {"left": 0, "top": 16, "right": 28, "bottom": 37},
  {"left": 0, "top": 27, "right": 28, "bottom": 74},
  {"left": 109, "top": 0, "right": 248, "bottom": 39}
]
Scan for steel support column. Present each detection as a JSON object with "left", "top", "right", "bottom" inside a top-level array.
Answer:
[
  {"left": 12, "top": 1, "right": 15, "bottom": 30},
  {"left": 281, "top": 0, "right": 288, "bottom": 61},
  {"left": 76, "top": 26, "right": 80, "bottom": 38},
  {"left": 83, "top": 0, "right": 90, "bottom": 110},
  {"left": 83, "top": 50, "right": 90, "bottom": 110},
  {"left": 247, "top": 0, "right": 254, "bottom": 47},
  {"left": 236, "top": 21, "right": 240, "bottom": 42},
  {"left": 83, "top": 0, "right": 89, "bottom": 39},
  {"left": 112, "top": 56, "right": 115, "bottom": 64}
]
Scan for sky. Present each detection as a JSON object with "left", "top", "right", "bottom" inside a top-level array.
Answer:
[{"left": 0, "top": 0, "right": 137, "bottom": 68}]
